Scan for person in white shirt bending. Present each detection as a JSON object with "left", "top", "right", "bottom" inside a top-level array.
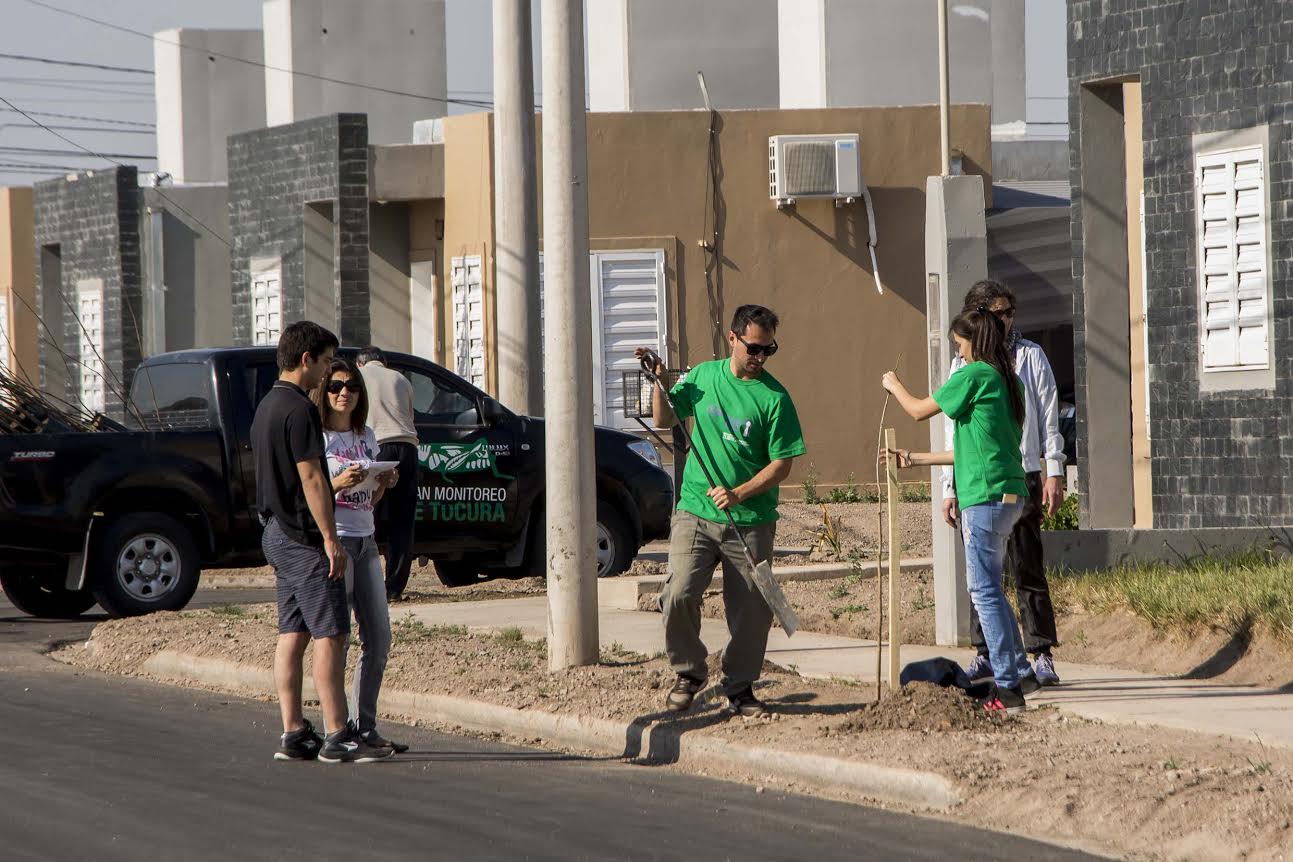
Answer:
[
  {"left": 313, "top": 357, "right": 407, "bottom": 755},
  {"left": 943, "top": 280, "right": 1067, "bottom": 686}
]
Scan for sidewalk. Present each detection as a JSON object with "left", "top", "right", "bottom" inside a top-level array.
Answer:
[{"left": 399, "top": 595, "right": 1293, "bottom": 750}]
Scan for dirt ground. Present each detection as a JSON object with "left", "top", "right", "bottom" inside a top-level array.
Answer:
[
  {"left": 61, "top": 606, "right": 1293, "bottom": 862},
  {"left": 775, "top": 501, "right": 933, "bottom": 560}
]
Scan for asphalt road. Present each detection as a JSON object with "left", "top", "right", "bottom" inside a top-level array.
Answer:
[{"left": 0, "top": 591, "right": 1101, "bottom": 862}]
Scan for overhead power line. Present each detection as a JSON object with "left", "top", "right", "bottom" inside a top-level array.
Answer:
[
  {"left": 22, "top": 0, "right": 495, "bottom": 110},
  {"left": 0, "top": 107, "right": 154, "bottom": 127},
  {"left": 0, "top": 51, "right": 152, "bottom": 75},
  {"left": 0, "top": 145, "right": 156, "bottom": 160},
  {"left": 0, "top": 78, "right": 153, "bottom": 95},
  {"left": 0, "top": 122, "right": 154, "bottom": 135},
  {"left": 0, "top": 95, "right": 229, "bottom": 248}
]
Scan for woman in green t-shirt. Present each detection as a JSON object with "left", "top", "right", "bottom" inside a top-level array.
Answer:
[{"left": 881, "top": 307, "right": 1033, "bottom": 714}]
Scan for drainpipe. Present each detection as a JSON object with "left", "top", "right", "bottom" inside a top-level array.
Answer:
[
  {"left": 145, "top": 206, "right": 166, "bottom": 356},
  {"left": 938, "top": 0, "right": 951, "bottom": 176}
]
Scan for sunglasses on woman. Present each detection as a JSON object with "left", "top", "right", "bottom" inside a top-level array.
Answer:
[
  {"left": 735, "top": 334, "right": 779, "bottom": 357},
  {"left": 326, "top": 379, "right": 362, "bottom": 394}
]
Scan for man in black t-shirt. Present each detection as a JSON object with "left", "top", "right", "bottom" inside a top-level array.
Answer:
[{"left": 251, "top": 321, "right": 391, "bottom": 764}]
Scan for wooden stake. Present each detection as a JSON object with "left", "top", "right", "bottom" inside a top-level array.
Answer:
[{"left": 884, "top": 428, "right": 902, "bottom": 689}]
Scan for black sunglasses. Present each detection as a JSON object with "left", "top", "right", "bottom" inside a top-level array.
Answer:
[
  {"left": 326, "top": 379, "right": 362, "bottom": 394},
  {"left": 734, "top": 334, "right": 779, "bottom": 357}
]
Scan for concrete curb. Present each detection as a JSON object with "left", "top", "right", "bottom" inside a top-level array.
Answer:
[
  {"left": 199, "top": 556, "right": 937, "bottom": 597},
  {"left": 142, "top": 649, "right": 959, "bottom": 810}
]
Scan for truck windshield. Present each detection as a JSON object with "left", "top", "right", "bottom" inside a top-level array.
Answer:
[{"left": 127, "top": 363, "right": 216, "bottom": 431}]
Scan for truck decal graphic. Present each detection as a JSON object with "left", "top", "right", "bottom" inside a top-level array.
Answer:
[{"left": 418, "top": 441, "right": 515, "bottom": 482}]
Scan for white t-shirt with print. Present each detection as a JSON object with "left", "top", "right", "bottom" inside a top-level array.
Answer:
[{"left": 323, "top": 426, "right": 380, "bottom": 537}]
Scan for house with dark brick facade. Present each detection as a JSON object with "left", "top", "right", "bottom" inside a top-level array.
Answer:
[{"left": 1067, "top": 0, "right": 1292, "bottom": 531}]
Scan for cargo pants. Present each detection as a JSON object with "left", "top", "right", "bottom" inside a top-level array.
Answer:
[{"left": 660, "top": 510, "right": 776, "bottom": 696}]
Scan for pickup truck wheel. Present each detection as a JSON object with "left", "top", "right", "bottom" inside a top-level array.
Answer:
[
  {"left": 595, "top": 500, "right": 634, "bottom": 579},
  {"left": 91, "top": 513, "right": 201, "bottom": 617},
  {"left": 433, "top": 560, "right": 481, "bottom": 588},
  {"left": 0, "top": 568, "right": 98, "bottom": 618}
]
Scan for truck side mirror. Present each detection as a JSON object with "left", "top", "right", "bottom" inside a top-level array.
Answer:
[{"left": 480, "top": 397, "right": 507, "bottom": 426}]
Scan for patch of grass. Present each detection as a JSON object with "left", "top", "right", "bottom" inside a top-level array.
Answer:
[
  {"left": 496, "top": 626, "right": 525, "bottom": 644},
  {"left": 1042, "top": 494, "right": 1080, "bottom": 531},
  {"left": 910, "top": 587, "right": 934, "bottom": 612},
  {"left": 827, "top": 581, "right": 851, "bottom": 600},
  {"left": 828, "top": 473, "right": 864, "bottom": 504},
  {"left": 801, "top": 463, "right": 821, "bottom": 504},
  {"left": 391, "top": 616, "right": 468, "bottom": 644},
  {"left": 600, "top": 641, "right": 648, "bottom": 664},
  {"left": 1049, "top": 549, "right": 1293, "bottom": 644},
  {"left": 210, "top": 604, "right": 246, "bottom": 617},
  {"left": 830, "top": 602, "right": 868, "bottom": 620},
  {"left": 899, "top": 482, "right": 931, "bottom": 503}
]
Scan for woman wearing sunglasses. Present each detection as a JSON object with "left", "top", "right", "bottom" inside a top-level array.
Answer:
[
  {"left": 881, "top": 307, "right": 1033, "bottom": 714},
  {"left": 313, "top": 357, "right": 406, "bottom": 755}
]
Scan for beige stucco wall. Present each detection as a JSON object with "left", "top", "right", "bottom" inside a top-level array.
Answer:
[
  {"left": 0, "top": 188, "right": 38, "bottom": 386},
  {"left": 442, "top": 105, "right": 992, "bottom": 486}
]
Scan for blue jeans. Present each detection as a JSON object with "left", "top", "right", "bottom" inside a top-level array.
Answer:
[
  {"left": 341, "top": 536, "right": 391, "bottom": 733},
  {"left": 961, "top": 500, "right": 1031, "bottom": 689}
]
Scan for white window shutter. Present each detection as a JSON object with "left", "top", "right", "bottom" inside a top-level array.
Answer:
[
  {"left": 76, "top": 279, "right": 105, "bottom": 413},
  {"left": 251, "top": 269, "right": 282, "bottom": 347},
  {"left": 1195, "top": 146, "right": 1268, "bottom": 371},
  {"left": 451, "top": 255, "right": 486, "bottom": 388},
  {"left": 537, "top": 250, "right": 667, "bottom": 429},
  {"left": 0, "top": 292, "right": 9, "bottom": 374}
]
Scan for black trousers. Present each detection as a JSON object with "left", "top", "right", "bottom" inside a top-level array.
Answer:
[
  {"left": 969, "top": 471, "right": 1059, "bottom": 656},
  {"left": 377, "top": 441, "right": 419, "bottom": 599}
]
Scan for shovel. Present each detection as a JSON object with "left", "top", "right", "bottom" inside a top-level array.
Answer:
[{"left": 640, "top": 352, "right": 799, "bottom": 637}]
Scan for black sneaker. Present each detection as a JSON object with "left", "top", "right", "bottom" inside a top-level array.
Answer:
[
  {"left": 978, "top": 684, "right": 1026, "bottom": 716},
  {"left": 318, "top": 725, "right": 358, "bottom": 764},
  {"left": 274, "top": 719, "right": 323, "bottom": 761},
  {"left": 361, "top": 729, "right": 409, "bottom": 755},
  {"left": 666, "top": 674, "right": 705, "bottom": 712},
  {"left": 726, "top": 687, "right": 768, "bottom": 719}
]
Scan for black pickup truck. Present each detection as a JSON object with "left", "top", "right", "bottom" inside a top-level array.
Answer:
[{"left": 0, "top": 347, "right": 673, "bottom": 618}]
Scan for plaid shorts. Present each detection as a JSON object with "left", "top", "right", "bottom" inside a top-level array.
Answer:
[{"left": 262, "top": 519, "right": 349, "bottom": 638}]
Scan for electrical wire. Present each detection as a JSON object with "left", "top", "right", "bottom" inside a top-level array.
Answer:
[
  {"left": 21, "top": 0, "right": 495, "bottom": 110},
  {"left": 0, "top": 96, "right": 231, "bottom": 252},
  {"left": 0, "top": 51, "right": 151, "bottom": 75},
  {"left": 0, "top": 123, "right": 154, "bottom": 135},
  {"left": 0, "top": 108, "right": 154, "bottom": 126},
  {"left": 0, "top": 145, "right": 156, "bottom": 160}
]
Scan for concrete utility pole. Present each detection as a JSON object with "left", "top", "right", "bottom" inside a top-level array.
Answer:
[
  {"left": 938, "top": 0, "right": 951, "bottom": 176},
  {"left": 493, "top": 0, "right": 542, "bottom": 416},
  {"left": 540, "top": 0, "right": 599, "bottom": 670}
]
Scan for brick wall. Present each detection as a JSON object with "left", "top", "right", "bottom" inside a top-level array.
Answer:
[
  {"left": 1068, "top": 0, "right": 1293, "bottom": 528},
  {"left": 32, "top": 167, "right": 142, "bottom": 420},
  {"left": 227, "top": 114, "right": 370, "bottom": 346}
]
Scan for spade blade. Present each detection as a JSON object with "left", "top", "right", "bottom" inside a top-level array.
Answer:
[{"left": 749, "top": 559, "right": 798, "bottom": 637}]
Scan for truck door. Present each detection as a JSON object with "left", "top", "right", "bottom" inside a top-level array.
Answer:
[
  {"left": 225, "top": 356, "right": 281, "bottom": 540},
  {"left": 392, "top": 363, "right": 523, "bottom": 553}
]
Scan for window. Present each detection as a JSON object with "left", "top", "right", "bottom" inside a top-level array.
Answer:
[
  {"left": 451, "top": 256, "right": 485, "bottom": 388},
  {"left": 1195, "top": 145, "right": 1269, "bottom": 372},
  {"left": 538, "top": 249, "right": 668, "bottom": 430},
  {"left": 0, "top": 291, "right": 10, "bottom": 374},
  {"left": 252, "top": 267, "right": 282, "bottom": 347},
  {"left": 76, "top": 279, "right": 105, "bottom": 413},
  {"left": 402, "top": 366, "right": 478, "bottom": 426},
  {"left": 128, "top": 362, "right": 215, "bottom": 430}
]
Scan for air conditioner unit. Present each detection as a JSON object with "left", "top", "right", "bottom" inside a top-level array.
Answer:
[{"left": 768, "top": 133, "right": 861, "bottom": 208}]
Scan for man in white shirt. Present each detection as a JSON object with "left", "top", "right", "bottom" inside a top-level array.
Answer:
[
  {"left": 357, "top": 347, "right": 420, "bottom": 601},
  {"left": 942, "top": 280, "right": 1067, "bottom": 686}
]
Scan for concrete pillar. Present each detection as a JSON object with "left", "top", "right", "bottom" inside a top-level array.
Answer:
[
  {"left": 153, "top": 28, "right": 265, "bottom": 183},
  {"left": 492, "top": 0, "right": 541, "bottom": 416},
  {"left": 925, "top": 174, "right": 988, "bottom": 647},
  {"left": 541, "top": 0, "right": 599, "bottom": 669},
  {"left": 586, "top": 0, "right": 778, "bottom": 111},
  {"left": 263, "top": 0, "right": 447, "bottom": 145}
]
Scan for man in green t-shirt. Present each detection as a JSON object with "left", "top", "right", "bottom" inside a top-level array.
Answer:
[{"left": 635, "top": 304, "right": 806, "bottom": 719}]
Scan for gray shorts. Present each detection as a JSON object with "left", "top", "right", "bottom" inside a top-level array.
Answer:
[{"left": 263, "top": 518, "right": 349, "bottom": 638}]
